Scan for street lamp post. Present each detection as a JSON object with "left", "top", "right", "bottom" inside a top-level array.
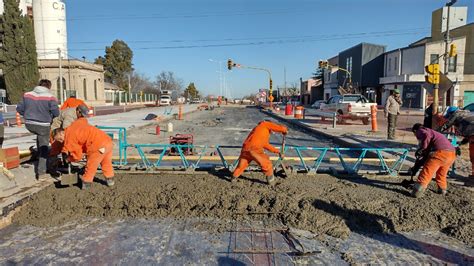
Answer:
[{"left": 208, "top": 59, "right": 224, "bottom": 97}]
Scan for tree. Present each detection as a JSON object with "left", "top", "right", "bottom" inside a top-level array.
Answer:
[
  {"left": 130, "top": 72, "right": 154, "bottom": 93},
  {"left": 184, "top": 82, "right": 200, "bottom": 99},
  {"left": 94, "top": 40, "right": 133, "bottom": 90},
  {"left": 0, "top": 0, "right": 39, "bottom": 103},
  {"left": 312, "top": 66, "right": 324, "bottom": 81},
  {"left": 154, "top": 71, "right": 183, "bottom": 93}
]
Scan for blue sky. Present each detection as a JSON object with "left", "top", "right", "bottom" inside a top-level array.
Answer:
[{"left": 65, "top": 0, "right": 474, "bottom": 97}]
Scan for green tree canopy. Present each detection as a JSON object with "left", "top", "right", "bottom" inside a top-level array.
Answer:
[
  {"left": 95, "top": 40, "right": 133, "bottom": 90},
  {"left": 184, "top": 82, "right": 200, "bottom": 99},
  {"left": 0, "top": 0, "right": 39, "bottom": 103}
]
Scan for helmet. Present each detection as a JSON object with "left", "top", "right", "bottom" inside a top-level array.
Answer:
[{"left": 444, "top": 106, "right": 459, "bottom": 118}]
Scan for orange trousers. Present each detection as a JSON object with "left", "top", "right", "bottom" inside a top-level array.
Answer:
[
  {"left": 82, "top": 142, "right": 114, "bottom": 183},
  {"left": 233, "top": 150, "right": 273, "bottom": 177},
  {"left": 469, "top": 136, "right": 474, "bottom": 176},
  {"left": 417, "top": 150, "right": 456, "bottom": 190}
]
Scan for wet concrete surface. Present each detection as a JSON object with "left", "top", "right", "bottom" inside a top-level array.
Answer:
[{"left": 1, "top": 218, "right": 472, "bottom": 265}]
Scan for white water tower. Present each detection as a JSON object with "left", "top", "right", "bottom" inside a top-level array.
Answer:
[{"left": 33, "top": 0, "right": 68, "bottom": 59}]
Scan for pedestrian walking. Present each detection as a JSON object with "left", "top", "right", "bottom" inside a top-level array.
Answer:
[
  {"left": 384, "top": 89, "right": 403, "bottom": 140},
  {"left": 16, "top": 79, "right": 60, "bottom": 179}
]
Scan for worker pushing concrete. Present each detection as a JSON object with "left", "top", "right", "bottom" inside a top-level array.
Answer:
[
  {"left": 411, "top": 123, "right": 456, "bottom": 198},
  {"left": 440, "top": 106, "right": 474, "bottom": 186},
  {"left": 232, "top": 120, "right": 288, "bottom": 184},
  {"left": 60, "top": 92, "right": 87, "bottom": 110},
  {"left": 53, "top": 117, "right": 115, "bottom": 190}
]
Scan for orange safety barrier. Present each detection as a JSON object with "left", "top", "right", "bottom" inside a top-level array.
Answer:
[
  {"left": 370, "top": 105, "right": 378, "bottom": 132},
  {"left": 15, "top": 112, "right": 22, "bottom": 127},
  {"left": 294, "top": 106, "right": 304, "bottom": 119}
]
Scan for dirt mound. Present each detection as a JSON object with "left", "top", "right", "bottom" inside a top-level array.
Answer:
[{"left": 13, "top": 173, "right": 474, "bottom": 246}]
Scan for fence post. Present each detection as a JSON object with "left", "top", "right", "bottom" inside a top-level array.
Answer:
[{"left": 333, "top": 112, "right": 337, "bottom": 129}]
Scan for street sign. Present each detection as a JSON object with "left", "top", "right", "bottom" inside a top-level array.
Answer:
[{"left": 268, "top": 95, "right": 274, "bottom": 102}]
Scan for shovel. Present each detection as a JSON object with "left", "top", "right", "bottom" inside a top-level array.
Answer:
[
  {"left": 274, "top": 135, "right": 290, "bottom": 178},
  {"left": 61, "top": 163, "right": 79, "bottom": 186}
]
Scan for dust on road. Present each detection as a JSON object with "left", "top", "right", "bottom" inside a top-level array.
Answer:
[{"left": 13, "top": 172, "right": 474, "bottom": 246}]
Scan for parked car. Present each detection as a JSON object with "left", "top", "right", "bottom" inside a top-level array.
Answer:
[
  {"left": 463, "top": 103, "right": 474, "bottom": 112},
  {"left": 311, "top": 100, "right": 326, "bottom": 109},
  {"left": 320, "top": 94, "right": 376, "bottom": 125},
  {"left": 190, "top": 98, "right": 201, "bottom": 104}
]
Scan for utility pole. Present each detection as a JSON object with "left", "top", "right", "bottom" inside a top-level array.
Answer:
[
  {"left": 442, "top": 0, "right": 455, "bottom": 110},
  {"left": 58, "top": 48, "right": 64, "bottom": 104},
  {"left": 284, "top": 66, "right": 287, "bottom": 100}
]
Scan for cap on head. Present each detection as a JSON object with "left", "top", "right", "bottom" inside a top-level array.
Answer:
[
  {"left": 393, "top": 89, "right": 400, "bottom": 94},
  {"left": 77, "top": 105, "right": 89, "bottom": 117},
  {"left": 444, "top": 106, "right": 459, "bottom": 118},
  {"left": 412, "top": 123, "right": 422, "bottom": 133}
]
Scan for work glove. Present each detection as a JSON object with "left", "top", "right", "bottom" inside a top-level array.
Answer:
[{"left": 415, "top": 149, "right": 424, "bottom": 158}]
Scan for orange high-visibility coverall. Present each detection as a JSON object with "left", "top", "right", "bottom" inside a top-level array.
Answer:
[
  {"left": 62, "top": 118, "right": 114, "bottom": 183},
  {"left": 60, "top": 97, "right": 86, "bottom": 110},
  {"left": 233, "top": 121, "right": 288, "bottom": 178}
]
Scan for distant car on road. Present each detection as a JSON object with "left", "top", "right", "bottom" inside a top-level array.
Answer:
[
  {"left": 463, "top": 103, "right": 474, "bottom": 112},
  {"left": 320, "top": 94, "right": 376, "bottom": 125},
  {"left": 190, "top": 98, "right": 202, "bottom": 104},
  {"left": 311, "top": 100, "right": 325, "bottom": 109}
]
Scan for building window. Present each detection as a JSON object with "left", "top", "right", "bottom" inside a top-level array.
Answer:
[
  {"left": 56, "top": 77, "right": 66, "bottom": 100},
  {"left": 388, "top": 58, "right": 392, "bottom": 71},
  {"left": 94, "top": 80, "right": 98, "bottom": 100},
  {"left": 394, "top": 57, "right": 398, "bottom": 71},
  {"left": 346, "top": 57, "right": 353, "bottom": 74},
  {"left": 430, "top": 54, "right": 439, "bottom": 64},
  {"left": 83, "top": 79, "right": 87, "bottom": 100},
  {"left": 448, "top": 55, "right": 457, "bottom": 72}
]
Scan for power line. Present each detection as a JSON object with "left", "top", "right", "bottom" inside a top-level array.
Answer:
[
  {"left": 61, "top": 30, "right": 428, "bottom": 52},
  {"left": 40, "top": 27, "right": 430, "bottom": 45},
  {"left": 33, "top": 9, "right": 305, "bottom": 22}
]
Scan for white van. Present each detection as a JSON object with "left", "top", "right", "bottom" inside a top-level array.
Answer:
[{"left": 159, "top": 95, "right": 172, "bottom": 106}]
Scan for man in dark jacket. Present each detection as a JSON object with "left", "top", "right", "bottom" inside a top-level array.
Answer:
[{"left": 17, "top": 79, "right": 60, "bottom": 179}]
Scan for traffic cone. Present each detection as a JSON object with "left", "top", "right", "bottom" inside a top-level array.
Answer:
[
  {"left": 16, "top": 112, "right": 22, "bottom": 127},
  {"left": 178, "top": 105, "right": 183, "bottom": 120}
]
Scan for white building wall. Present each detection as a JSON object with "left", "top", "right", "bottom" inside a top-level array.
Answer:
[
  {"left": 33, "top": 0, "right": 68, "bottom": 59},
  {"left": 401, "top": 46, "right": 425, "bottom": 75},
  {"left": 384, "top": 50, "right": 401, "bottom": 77}
]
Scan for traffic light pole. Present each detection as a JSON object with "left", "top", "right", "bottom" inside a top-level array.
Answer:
[
  {"left": 442, "top": 2, "right": 451, "bottom": 110},
  {"left": 230, "top": 63, "right": 273, "bottom": 107},
  {"left": 433, "top": 84, "right": 439, "bottom": 128}
]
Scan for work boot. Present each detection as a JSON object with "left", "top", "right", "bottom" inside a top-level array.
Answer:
[
  {"left": 106, "top": 178, "right": 115, "bottom": 187},
  {"left": 230, "top": 176, "right": 238, "bottom": 183},
  {"left": 437, "top": 187, "right": 447, "bottom": 196},
  {"left": 81, "top": 182, "right": 92, "bottom": 190},
  {"left": 411, "top": 183, "right": 426, "bottom": 198},
  {"left": 266, "top": 175, "right": 276, "bottom": 185}
]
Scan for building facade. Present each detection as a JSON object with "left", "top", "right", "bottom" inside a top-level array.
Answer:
[
  {"left": 338, "top": 43, "right": 386, "bottom": 104},
  {"left": 300, "top": 78, "right": 322, "bottom": 105},
  {"left": 323, "top": 56, "right": 339, "bottom": 100},
  {"left": 38, "top": 60, "right": 106, "bottom": 106}
]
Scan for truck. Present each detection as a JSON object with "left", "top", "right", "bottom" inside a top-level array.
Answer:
[
  {"left": 159, "top": 90, "right": 172, "bottom": 106},
  {"left": 319, "top": 94, "right": 377, "bottom": 125}
]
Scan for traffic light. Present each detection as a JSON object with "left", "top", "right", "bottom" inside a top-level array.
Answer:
[
  {"left": 227, "top": 59, "right": 233, "bottom": 70},
  {"left": 269, "top": 79, "right": 273, "bottom": 90},
  {"left": 449, "top": 44, "right": 457, "bottom": 57},
  {"left": 318, "top": 60, "right": 329, "bottom": 69},
  {"left": 425, "top": 64, "right": 440, "bottom": 84}
]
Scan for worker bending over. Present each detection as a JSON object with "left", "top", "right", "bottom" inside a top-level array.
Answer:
[
  {"left": 441, "top": 107, "right": 474, "bottom": 185},
  {"left": 411, "top": 123, "right": 455, "bottom": 198},
  {"left": 53, "top": 118, "right": 115, "bottom": 190},
  {"left": 232, "top": 120, "right": 288, "bottom": 184}
]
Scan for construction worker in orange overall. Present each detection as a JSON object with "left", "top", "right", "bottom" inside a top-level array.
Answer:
[
  {"left": 53, "top": 118, "right": 115, "bottom": 190},
  {"left": 60, "top": 92, "right": 87, "bottom": 110},
  {"left": 232, "top": 120, "right": 288, "bottom": 184},
  {"left": 411, "top": 123, "right": 456, "bottom": 197}
]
